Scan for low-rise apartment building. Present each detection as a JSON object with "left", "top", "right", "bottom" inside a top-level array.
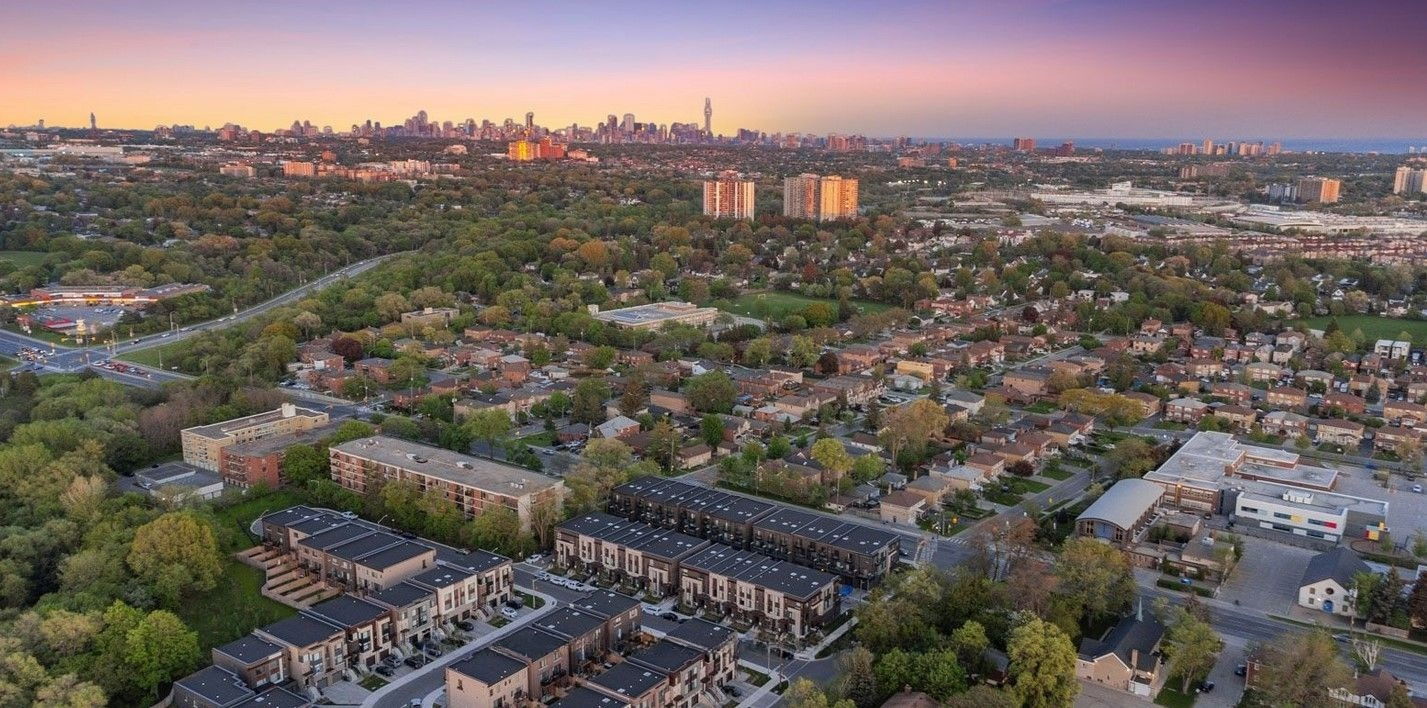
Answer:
[
  {"left": 181, "top": 403, "right": 329, "bottom": 471},
  {"left": 330, "top": 436, "right": 566, "bottom": 532}
]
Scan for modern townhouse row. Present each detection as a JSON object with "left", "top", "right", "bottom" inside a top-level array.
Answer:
[
  {"left": 446, "top": 593, "right": 738, "bottom": 708},
  {"left": 556, "top": 512, "right": 840, "bottom": 638},
  {"left": 168, "top": 506, "right": 516, "bottom": 707},
  {"left": 607, "top": 477, "right": 900, "bottom": 589}
]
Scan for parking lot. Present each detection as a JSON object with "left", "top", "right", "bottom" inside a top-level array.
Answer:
[
  {"left": 32, "top": 304, "right": 129, "bottom": 334},
  {"left": 1216, "top": 535, "right": 1316, "bottom": 613},
  {"left": 1330, "top": 461, "right": 1427, "bottom": 540}
]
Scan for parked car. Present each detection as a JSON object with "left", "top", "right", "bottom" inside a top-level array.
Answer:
[
  {"left": 456, "top": 620, "right": 476, "bottom": 632},
  {"left": 1413, "top": 484, "right": 1422, "bottom": 494},
  {"left": 526, "top": 553, "right": 543, "bottom": 563},
  {"left": 1195, "top": 681, "right": 1215, "bottom": 693},
  {"left": 661, "top": 612, "right": 683, "bottom": 622},
  {"left": 1234, "top": 664, "right": 1247, "bottom": 677},
  {"left": 506, "top": 599, "right": 523, "bottom": 609},
  {"left": 403, "top": 656, "right": 425, "bottom": 669},
  {"left": 374, "top": 665, "right": 394, "bottom": 677},
  {"left": 501, "top": 606, "right": 520, "bottom": 620}
]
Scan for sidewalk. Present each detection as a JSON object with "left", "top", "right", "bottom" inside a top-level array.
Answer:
[
  {"left": 734, "top": 658, "right": 785, "bottom": 708},
  {"left": 795, "top": 616, "right": 858, "bottom": 660}
]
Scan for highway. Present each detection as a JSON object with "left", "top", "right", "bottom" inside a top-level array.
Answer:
[{"left": 0, "top": 253, "right": 400, "bottom": 385}]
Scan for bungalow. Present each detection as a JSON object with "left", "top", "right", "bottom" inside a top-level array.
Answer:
[
  {"left": 595, "top": 416, "right": 641, "bottom": 440},
  {"left": 964, "top": 452, "right": 1006, "bottom": 479},
  {"left": 835, "top": 345, "right": 883, "bottom": 374},
  {"left": 878, "top": 490, "right": 928, "bottom": 525},
  {"left": 811, "top": 375, "right": 884, "bottom": 407}
]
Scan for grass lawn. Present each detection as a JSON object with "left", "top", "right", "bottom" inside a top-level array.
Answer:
[
  {"left": 517, "top": 590, "right": 545, "bottom": 609},
  {"left": 359, "top": 675, "right": 389, "bottom": 691},
  {"left": 985, "top": 490, "right": 1024, "bottom": 506},
  {"left": 117, "top": 340, "right": 188, "bottom": 368},
  {"left": 212, "top": 490, "right": 309, "bottom": 548},
  {"left": 1296, "top": 315, "right": 1427, "bottom": 343},
  {"left": 1042, "top": 466, "right": 1073, "bottom": 481},
  {"left": 488, "top": 616, "right": 511, "bottom": 628},
  {"left": 1024, "top": 401, "right": 1058, "bottom": 414},
  {"left": 0, "top": 355, "right": 16, "bottom": 372},
  {"left": 1008, "top": 477, "right": 1051, "bottom": 493},
  {"left": 713, "top": 292, "right": 890, "bottom": 321},
  {"left": 519, "top": 431, "right": 556, "bottom": 448},
  {"left": 0, "top": 251, "right": 49, "bottom": 267},
  {"left": 1155, "top": 685, "right": 1196, "bottom": 708},
  {"left": 181, "top": 560, "right": 296, "bottom": 651}
]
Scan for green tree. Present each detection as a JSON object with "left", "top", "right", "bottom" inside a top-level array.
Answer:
[
  {"left": 572, "top": 378, "right": 612, "bottom": 424},
  {"left": 1056, "top": 537, "right": 1136, "bottom": 624},
  {"left": 1007, "top": 615, "right": 1079, "bottom": 708},
  {"left": 836, "top": 646, "right": 880, "bottom": 708},
  {"left": 126, "top": 512, "right": 223, "bottom": 606},
  {"left": 1163, "top": 608, "right": 1222, "bottom": 693},
  {"left": 1254, "top": 630, "right": 1352, "bottom": 708},
  {"left": 810, "top": 437, "right": 853, "bottom": 485},
  {"left": 685, "top": 371, "right": 737, "bottom": 414},
  {"left": 465, "top": 409, "right": 512, "bottom": 457},
  {"left": 700, "top": 414, "right": 726, "bottom": 447},
  {"left": 124, "top": 610, "right": 200, "bottom": 700},
  {"left": 281, "top": 443, "right": 328, "bottom": 485}
]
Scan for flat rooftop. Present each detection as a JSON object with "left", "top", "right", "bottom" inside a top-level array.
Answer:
[
  {"left": 592, "top": 301, "right": 718, "bottom": 326},
  {"left": 332, "top": 435, "right": 563, "bottom": 497},
  {"left": 182, "top": 404, "right": 326, "bottom": 441},
  {"left": 1145, "top": 431, "right": 1339, "bottom": 491},
  {"left": 681, "top": 543, "right": 837, "bottom": 599}
]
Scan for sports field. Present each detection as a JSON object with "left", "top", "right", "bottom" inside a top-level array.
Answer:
[{"left": 1296, "top": 315, "right": 1427, "bottom": 343}]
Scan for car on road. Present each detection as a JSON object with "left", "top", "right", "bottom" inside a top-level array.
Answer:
[
  {"left": 1234, "top": 664, "right": 1247, "bottom": 677},
  {"left": 660, "top": 612, "right": 683, "bottom": 622},
  {"left": 1195, "top": 681, "right": 1215, "bottom": 693},
  {"left": 1414, "top": 484, "right": 1423, "bottom": 494},
  {"left": 526, "top": 553, "right": 543, "bottom": 563}
]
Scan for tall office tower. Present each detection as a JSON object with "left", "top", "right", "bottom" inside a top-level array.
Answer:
[
  {"left": 1202, "top": 139, "right": 1214, "bottom": 155},
  {"left": 702, "top": 171, "right": 755, "bottom": 220},
  {"left": 703, "top": 97, "right": 712, "bottom": 135},
  {"left": 89, "top": 112, "right": 96, "bottom": 131},
  {"left": 1296, "top": 176, "right": 1342, "bottom": 203},
  {"left": 1267, "top": 142, "right": 1282, "bottom": 155},
  {"left": 1394, "top": 166, "right": 1427, "bottom": 195},
  {"left": 621, "top": 113, "right": 635, "bottom": 133},
  {"left": 525, "top": 112, "right": 534, "bottom": 130},
  {"left": 1013, "top": 137, "right": 1036, "bottom": 151},
  {"left": 783, "top": 174, "right": 858, "bottom": 221}
]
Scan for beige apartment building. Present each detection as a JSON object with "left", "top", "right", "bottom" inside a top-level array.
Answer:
[
  {"left": 181, "top": 403, "right": 330, "bottom": 471},
  {"left": 702, "top": 171, "right": 755, "bottom": 220},
  {"left": 783, "top": 174, "right": 859, "bottom": 221},
  {"left": 329, "top": 436, "right": 566, "bottom": 531}
]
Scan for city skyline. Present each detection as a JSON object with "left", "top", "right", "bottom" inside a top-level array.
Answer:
[{"left": 4, "top": 0, "right": 1425, "bottom": 139}]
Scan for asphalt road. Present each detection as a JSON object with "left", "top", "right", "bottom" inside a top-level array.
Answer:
[{"left": 0, "top": 253, "right": 399, "bottom": 383}]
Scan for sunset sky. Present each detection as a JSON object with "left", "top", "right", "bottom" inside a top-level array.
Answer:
[{"left": 3, "top": 0, "right": 1424, "bottom": 139}]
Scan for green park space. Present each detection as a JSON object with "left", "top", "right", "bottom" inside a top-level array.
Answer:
[
  {"left": 179, "top": 559, "right": 295, "bottom": 651},
  {"left": 118, "top": 340, "right": 187, "bottom": 368},
  {"left": 0, "top": 250, "right": 49, "bottom": 267},
  {"left": 1296, "top": 315, "right": 1427, "bottom": 343},
  {"left": 713, "top": 292, "right": 890, "bottom": 321}
]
